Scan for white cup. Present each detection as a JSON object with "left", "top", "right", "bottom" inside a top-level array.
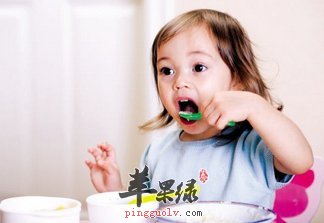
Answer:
[
  {"left": 87, "top": 191, "right": 159, "bottom": 223},
  {"left": 0, "top": 196, "right": 81, "bottom": 223}
]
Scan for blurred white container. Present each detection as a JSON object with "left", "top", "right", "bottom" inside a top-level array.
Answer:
[
  {"left": 87, "top": 191, "right": 159, "bottom": 223},
  {"left": 0, "top": 196, "right": 81, "bottom": 223},
  {"left": 156, "top": 201, "right": 276, "bottom": 223}
]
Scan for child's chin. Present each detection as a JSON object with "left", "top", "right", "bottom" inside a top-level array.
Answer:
[{"left": 183, "top": 127, "right": 220, "bottom": 140}]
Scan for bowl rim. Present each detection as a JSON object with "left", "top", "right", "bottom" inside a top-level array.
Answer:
[
  {"left": 86, "top": 191, "right": 159, "bottom": 207},
  {"left": 156, "top": 201, "right": 276, "bottom": 223},
  {"left": 0, "top": 196, "right": 81, "bottom": 216}
]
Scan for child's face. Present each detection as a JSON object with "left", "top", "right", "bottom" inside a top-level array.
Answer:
[{"left": 156, "top": 25, "right": 237, "bottom": 140}]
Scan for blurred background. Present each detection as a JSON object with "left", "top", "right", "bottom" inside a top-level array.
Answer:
[{"left": 0, "top": 0, "right": 323, "bottom": 221}]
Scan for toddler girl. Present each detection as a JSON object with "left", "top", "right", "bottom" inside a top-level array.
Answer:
[{"left": 85, "top": 9, "right": 313, "bottom": 209}]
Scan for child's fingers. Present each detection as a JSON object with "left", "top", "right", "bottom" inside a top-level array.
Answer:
[
  {"left": 85, "top": 160, "right": 94, "bottom": 169},
  {"left": 202, "top": 98, "right": 214, "bottom": 115},
  {"left": 97, "top": 142, "right": 109, "bottom": 157},
  {"left": 97, "top": 142, "right": 108, "bottom": 150},
  {"left": 203, "top": 103, "right": 222, "bottom": 127},
  {"left": 97, "top": 159, "right": 109, "bottom": 170},
  {"left": 206, "top": 108, "right": 220, "bottom": 125},
  {"left": 88, "top": 143, "right": 117, "bottom": 165},
  {"left": 98, "top": 142, "right": 110, "bottom": 151},
  {"left": 86, "top": 158, "right": 110, "bottom": 172},
  {"left": 99, "top": 143, "right": 116, "bottom": 158},
  {"left": 88, "top": 147, "right": 100, "bottom": 157},
  {"left": 202, "top": 96, "right": 220, "bottom": 117},
  {"left": 215, "top": 114, "right": 231, "bottom": 130},
  {"left": 105, "top": 144, "right": 116, "bottom": 157},
  {"left": 204, "top": 106, "right": 230, "bottom": 130},
  {"left": 88, "top": 147, "right": 106, "bottom": 162}
]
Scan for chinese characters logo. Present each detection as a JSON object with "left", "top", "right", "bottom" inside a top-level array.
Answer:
[{"left": 119, "top": 166, "right": 199, "bottom": 207}]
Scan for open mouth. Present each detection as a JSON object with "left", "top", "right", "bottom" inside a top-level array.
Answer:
[
  {"left": 178, "top": 99, "right": 199, "bottom": 113},
  {"left": 178, "top": 99, "right": 199, "bottom": 124}
]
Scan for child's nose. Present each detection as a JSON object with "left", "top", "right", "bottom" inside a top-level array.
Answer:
[{"left": 173, "top": 72, "right": 190, "bottom": 90}]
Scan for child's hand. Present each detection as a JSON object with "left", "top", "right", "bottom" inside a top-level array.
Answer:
[
  {"left": 202, "top": 91, "right": 259, "bottom": 130},
  {"left": 85, "top": 143, "right": 123, "bottom": 192},
  {"left": 202, "top": 90, "right": 313, "bottom": 175}
]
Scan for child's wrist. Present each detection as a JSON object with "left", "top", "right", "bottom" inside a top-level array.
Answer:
[{"left": 246, "top": 93, "right": 268, "bottom": 120}]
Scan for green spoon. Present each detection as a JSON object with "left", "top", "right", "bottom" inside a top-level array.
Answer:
[
  {"left": 179, "top": 111, "right": 236, "bottom": 127},
  {"left": 179, "top": 111, "right": 202, "bottom": 121}
]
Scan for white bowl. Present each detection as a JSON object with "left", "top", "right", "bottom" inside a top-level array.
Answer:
[
  {"left": 0, "top": 196, "right": 81, "bottom": 223},
  {"left": 156, "top": 201, "right": 276, "bottom": 223},
  {"left": 86, "top": 191, "right": 159, "bottom": 223}
]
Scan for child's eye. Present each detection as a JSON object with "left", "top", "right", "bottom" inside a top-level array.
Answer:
[
  {"left": 160, "top": 67, "right": 175, "bottom": 76},
  {"left": 193, "top": 64, "right": 207, "bottom": 72}
]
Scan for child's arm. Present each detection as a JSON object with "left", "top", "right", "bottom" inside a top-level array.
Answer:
[
  {"left": 246, "top": 93, "right": 313, "bottom": 175},
  {"left": 202, "top": 91, "right": 313, "bottom": 175},
  {"left": 85, "top": 143, "right": 123, "bottom": 192}
]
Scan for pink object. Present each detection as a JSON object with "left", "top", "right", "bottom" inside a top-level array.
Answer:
[
  {"left": 199, "top": 169, "right": 209, "bottom": 183},
  {"left": 274, "top": 156, "right": 324, "bottom": 223}
]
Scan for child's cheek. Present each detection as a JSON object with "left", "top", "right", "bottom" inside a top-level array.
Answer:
[{"left": 159, "top": 92, "right": 173, "bottom": 113}]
